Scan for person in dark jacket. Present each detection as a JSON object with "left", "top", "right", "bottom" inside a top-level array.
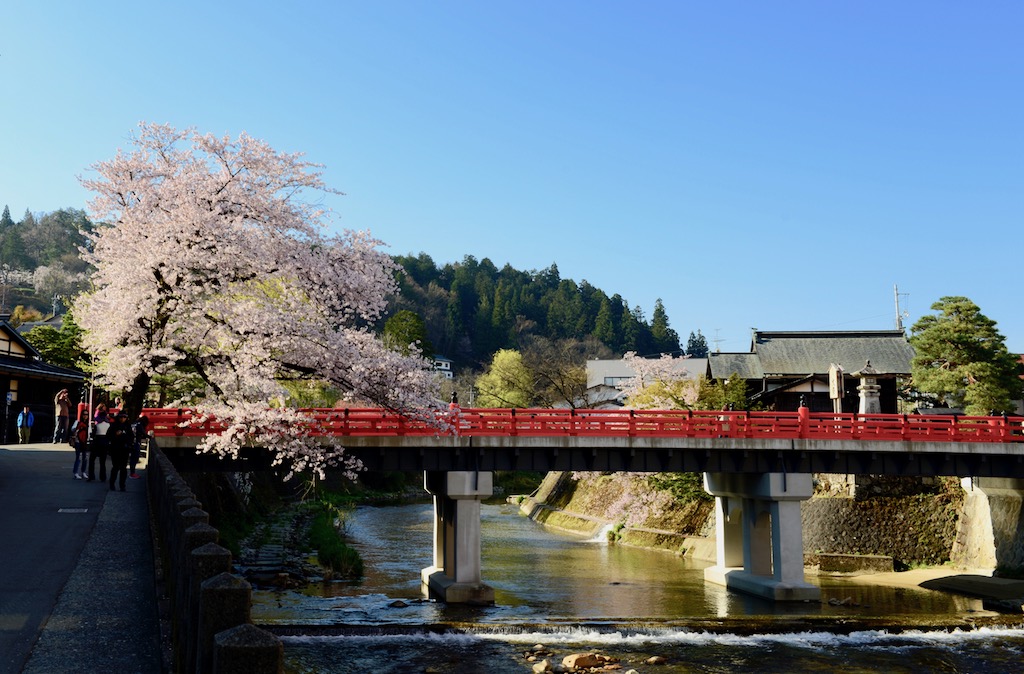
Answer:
[
  {"left": 129, "top": 415, "right": 149, "bottom": 479},
  {"left": 107, "top": 411, "right": 134, "bottom": 491}
]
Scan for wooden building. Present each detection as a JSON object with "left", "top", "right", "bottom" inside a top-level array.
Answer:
[
  {"left": 1, "top": 318, "right": 85, "bottom": 443},
  {"left": 708, "top": 330, "right": 915, "bottom": 413}
]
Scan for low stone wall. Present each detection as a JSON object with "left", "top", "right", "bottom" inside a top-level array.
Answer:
[
  {"left": 148, "top": 443, "right": 283, "bottom": 674},
  {"left": 802, "top": 494, "right": 962, "bottom": 566}
]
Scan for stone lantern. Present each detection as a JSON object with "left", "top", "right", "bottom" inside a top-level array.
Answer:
[{"left": 850, "top": 360, "right": 892, "bottom": 414}]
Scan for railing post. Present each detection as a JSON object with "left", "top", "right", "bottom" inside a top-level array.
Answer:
[{"left": 212, "top": 624, "right": 283, "bottom": 674}]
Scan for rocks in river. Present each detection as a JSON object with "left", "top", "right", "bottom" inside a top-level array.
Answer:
[
  {"left": 827, "top": 596, "right": 860, "bottom": 607},
  {"left": 562, "top": 652, "right": 620, "bottom": 669},
  {"left": 645, "top": 655, "right": 668, "bottom": 664}
]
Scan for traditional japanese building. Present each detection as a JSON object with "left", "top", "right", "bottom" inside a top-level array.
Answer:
[
  {"left": 708, "top": 330, "right": 915, "bottom": 413},
  {"left": 0, "top": 317, "right": 85, "bottom": 443}
]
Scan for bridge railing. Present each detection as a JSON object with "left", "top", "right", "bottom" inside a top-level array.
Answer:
[{"left": 141, "top": 407, "right": 1024, "bottom": 444}]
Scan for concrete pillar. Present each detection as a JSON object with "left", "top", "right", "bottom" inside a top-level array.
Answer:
[
  {"left": 771, "top": 500, "right": 806, "bottom": 584},
  {"left": 744, "top": 502, "right": 773, "bottom": 577},
  {"left": 421, "top": 471, "right": 495, "bottom": 604},
  {"left": 703, "top": 472, "right": 820, "bottom": 601},
  {"left": 713, "top": 496, "right": 743, "bottom": 568}
]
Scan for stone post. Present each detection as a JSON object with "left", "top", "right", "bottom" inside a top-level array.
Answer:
[
  {"left": 197, "top": 573, "right": 252, "bottom": 674},
  {"left": 213, "top": 624, "right": 283, "bottom": 674}
]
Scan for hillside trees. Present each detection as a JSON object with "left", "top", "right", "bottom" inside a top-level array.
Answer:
[
  {"left": 909, "top": 296, "right": 1022, "bottom": 414},
  {"left": 390, "top": 255, "right": 685, "bottom": 369},
  {"left": 0, "top": 205, "right": 94, "bottom": 312},
  {"left": 77, "top": 123, "right": 440, "bottom": 478}
]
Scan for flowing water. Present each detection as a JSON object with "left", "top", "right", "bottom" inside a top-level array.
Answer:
[{"left": 251, "top": 502, "right": 1024, "bottom": 673}]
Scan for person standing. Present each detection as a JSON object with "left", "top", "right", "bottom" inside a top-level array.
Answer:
[
  {"left": 130, "top": 415, "right": 149, "bottom": 479},
  {"left": 53, "top": 389, "right": 71, "bottom": 444},
  {"left": 88, "top": 412, "right": 111, "bottom": 482},
  {"left": 16, "top": 406, "right": 34, "bottom": 444},
  {"left": 107, "top": 411, "right": 133, "bottom": 491},
  {"left": 70, "top": 411, "right": 91, "bottom": 479}
]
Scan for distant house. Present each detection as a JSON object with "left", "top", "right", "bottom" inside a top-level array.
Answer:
[
  {"left": 0, "top": 316, "right": 85, "bottom": 443},
  {"left": 709, "top": 330, "right": 915, "bottom": 413},
  {"left": 433, "top": 356, "right": 454, "bottom": 380},
  {"left": 585, "top": 357, "right": 708, "bottom": 409}
]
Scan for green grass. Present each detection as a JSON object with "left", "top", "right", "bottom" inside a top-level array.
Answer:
[{"left": 308, "top": 507, "right": 363, "bottom": 578}]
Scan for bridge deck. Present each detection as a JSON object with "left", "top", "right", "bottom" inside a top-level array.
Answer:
[{"left": 147, "top": 408, "right": 1024, "bottom": 477}]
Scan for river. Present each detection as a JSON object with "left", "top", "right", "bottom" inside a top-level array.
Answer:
[{"left": 251, "top": 501, "right": 1024, "bottom": 673}]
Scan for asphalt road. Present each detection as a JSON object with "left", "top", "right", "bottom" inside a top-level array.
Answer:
[
  {"left": 0, "top": 442, "right": 161, "bottom": 674},
  {"left": 0, "top": 443, "right": 105, "bottom": 673}
]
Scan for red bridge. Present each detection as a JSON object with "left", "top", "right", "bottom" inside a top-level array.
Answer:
[
  {"left": 149, "top": 407, "right": 1024, "bottom": 477},
  {"left": 145, "top": 407, "right": 1024, "bottom": 604}
]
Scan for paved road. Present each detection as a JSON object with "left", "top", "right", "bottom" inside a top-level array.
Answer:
[{"left": 0, "top": 442, "right": 162, "bottom": 674}]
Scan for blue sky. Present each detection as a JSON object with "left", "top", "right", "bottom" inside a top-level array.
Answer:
[{"left": 2, "top": 2, "right": 1022, "bottom": 353}]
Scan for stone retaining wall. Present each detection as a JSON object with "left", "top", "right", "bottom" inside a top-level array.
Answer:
[
  {"left": 525, "top": 472, "right": 974, "bottom": 571},
  {"left": 801, "top": 493, "right": 962, "bottom": 566},
  {"left": 148, "top": 443, "right": 283, "bottom": 674}
]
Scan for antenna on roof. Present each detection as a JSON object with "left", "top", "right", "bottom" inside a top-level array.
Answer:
[{"left": 712, "top": 328, "right": 725, "bottom": 353}]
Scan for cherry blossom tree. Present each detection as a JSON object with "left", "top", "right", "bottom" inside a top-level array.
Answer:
[
  {"left": 617, "top": 351, "right": 697, "bottom": 410},
  {"left": 77, "top": 123, "right": 441, "bottom": 478}
]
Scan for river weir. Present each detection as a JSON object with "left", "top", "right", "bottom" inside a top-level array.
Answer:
[{"left": 249, "top": 501, "right": 1024, "bottom": 673}]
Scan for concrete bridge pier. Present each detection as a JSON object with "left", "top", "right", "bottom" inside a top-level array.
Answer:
[
  {"left": 703, "top": 472, "right": 821, "bottom": 602},
  {"left": 421, "top": 470, "right": 496, "bottom": 604}
]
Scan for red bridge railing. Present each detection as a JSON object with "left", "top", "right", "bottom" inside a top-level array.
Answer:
[{"left": 141, "top": 408, "right": 1024, "bottom": 444}]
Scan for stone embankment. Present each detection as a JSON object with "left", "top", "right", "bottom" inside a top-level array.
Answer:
[
  {"left": 518, "top": 471, "right": 990, "bottom": 575},
  {"left": 235, "top": 507, "right": 323, "bottom": 589}
]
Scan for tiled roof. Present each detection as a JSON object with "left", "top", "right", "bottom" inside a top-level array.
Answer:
[
  {"left": 708, "top": 352, "right": 764, "bottom": 379},
  {"left": 753, "top": 330, "right": 914, "bottom": 375},
  {"left": 709, "top": 330, "right": 915, "bottom": 379}
]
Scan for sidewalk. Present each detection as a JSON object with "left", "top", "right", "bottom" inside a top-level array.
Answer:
[{"left": 0, "top": 442, "right": 162, "bottom": 674}]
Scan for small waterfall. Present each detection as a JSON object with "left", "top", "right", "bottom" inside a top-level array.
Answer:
[{"left": 586, "top": 523, "right": 616, "bottom": 544}]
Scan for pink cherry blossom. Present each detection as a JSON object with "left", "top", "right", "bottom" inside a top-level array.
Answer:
[{"left": 78, "top": 123, "right": 442, "bottom": 478}]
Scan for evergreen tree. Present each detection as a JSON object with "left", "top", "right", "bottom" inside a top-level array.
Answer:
[
  {"left": 0, "top": 206, "right": 14, "bottom": 230},
  {"left": 650, "top": 298, "right": 680, "bottom": 354},
  {"left": 909, "top": 296, "right": 1023, "bottom": 414},
  {"left": 592, "top": 297, "right": 615, "bottom": 347},
  {"left": 686, "top": 330, "right": 709, "bottom": 358}
]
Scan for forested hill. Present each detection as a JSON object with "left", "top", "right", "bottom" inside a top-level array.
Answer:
[{"left": 389, "top": 252, "right": 703, "bottom": 370}]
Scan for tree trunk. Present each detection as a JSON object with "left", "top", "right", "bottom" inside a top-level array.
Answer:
[{"left": 121, "top": 371, "right": 152, "bottom": 419}]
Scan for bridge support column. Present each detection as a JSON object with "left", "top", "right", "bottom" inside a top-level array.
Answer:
[
  {"left": 421, "top": 471, "right": 495, "bottom": 605},
  {"left": 703, "top": 472, "right": 820, "bottom": 602}
]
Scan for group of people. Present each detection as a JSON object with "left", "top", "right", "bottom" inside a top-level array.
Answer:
[{"left": 68, "top": 401, "right": 150, "bottom": 492}]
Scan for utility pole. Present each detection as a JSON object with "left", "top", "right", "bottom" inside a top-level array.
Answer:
[{"left": 894, "top": 284, "right": 908, "bottom": 332}]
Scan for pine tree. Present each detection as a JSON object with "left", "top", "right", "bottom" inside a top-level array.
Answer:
[
  {"left": 0, "top": 206, "right": 14, "bottom": 230},
  {"left": 686, "top": 330, "right": 709, "bottom": 358},
  {"left": 909, "top": 296, "right": 1023, "bottom": 414},
  {"left": 650, "top": 298, "right": 680, "bottom": 354}
]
